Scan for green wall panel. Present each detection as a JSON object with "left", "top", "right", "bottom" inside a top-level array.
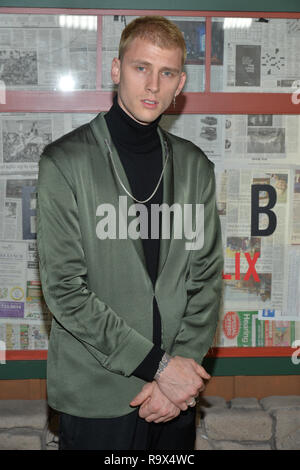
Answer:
[
  {"left": 0, "top": 358, "right": 299, "bottom": 379},
  {"left": 204, "top": 357, "right": 300, "bottom": 376},
  {"left": 0, "top": 0, "right": 300, "bottom": 12},
  {"left": 0, "top": 361, "right": 47, "bottom": 380}
]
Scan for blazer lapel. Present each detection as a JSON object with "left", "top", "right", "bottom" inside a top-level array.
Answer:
[
  {"left": 156, "top": 127, "right": 174, "bottom": 280},
  {"left": 90, "top": 113, "right": 174, "bottom": 285}
]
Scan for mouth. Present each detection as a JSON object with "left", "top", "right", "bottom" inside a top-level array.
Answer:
[{"left": 141, "top": 99, "right": 159, "bottom": 109}]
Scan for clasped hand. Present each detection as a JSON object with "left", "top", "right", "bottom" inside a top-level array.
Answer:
[{"left": 130, "top": 356, "right": 210, "bottom": 423}]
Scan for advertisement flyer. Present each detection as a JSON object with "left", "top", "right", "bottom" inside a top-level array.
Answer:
[{"left": 0, "top": 241, "right": 26, "bottom": 318}]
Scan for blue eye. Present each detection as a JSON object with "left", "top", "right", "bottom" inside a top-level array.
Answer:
[
  {"left": 162, "top": 71, "right": 172, "bottom": 77},
  {"left": 137, "top": 66, "right": 145, "bottom": 72}
]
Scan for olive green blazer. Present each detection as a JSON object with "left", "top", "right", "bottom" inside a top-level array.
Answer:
[{"left": 37, "top": 112, "right": 223, "bottom": 418}]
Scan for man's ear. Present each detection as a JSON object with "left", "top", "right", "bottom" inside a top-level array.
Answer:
[
  {"left": 175, "top": 71, "right": 187, "bottom": 97},
  {"left": 111, "top": 58, "right": 121, "bottom": 85}
]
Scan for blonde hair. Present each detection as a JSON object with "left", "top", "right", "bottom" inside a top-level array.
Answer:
[{"left": 119, "top": 16, "right": 187, "bottom": 67}]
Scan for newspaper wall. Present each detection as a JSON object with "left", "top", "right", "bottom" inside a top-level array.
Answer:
[
  {"left": 0, "top": 112, "right": 96, "bottom": 351},
  {"left": 0, "top": 12, "right": 299, "bottom": 353},
  {"left": 160, "top": 112, "right": 300, "bottom": 348}
]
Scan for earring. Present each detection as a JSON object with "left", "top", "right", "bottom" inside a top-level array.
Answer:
[{"left": 173, "top": 95, "right": 176, "bottom": 109}]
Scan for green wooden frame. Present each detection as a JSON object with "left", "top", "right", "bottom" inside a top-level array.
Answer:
[{"left": 1, "top": 0, "right": 300, "bottom": 13}]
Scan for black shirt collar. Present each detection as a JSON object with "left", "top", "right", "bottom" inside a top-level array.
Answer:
[{"left": 105, "top": 94, "right": 161, "bottom": 154}]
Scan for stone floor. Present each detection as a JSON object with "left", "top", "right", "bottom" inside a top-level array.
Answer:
[
  {"left": 0, "top": 396, "right": 299, "bottom": 450},
  {"left": 195, "top": 395, "right": 300, "bottom": 450}
]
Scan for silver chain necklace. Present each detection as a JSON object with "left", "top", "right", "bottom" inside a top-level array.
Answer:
[{"left": 104, "top": 138, "right": 169, "bottom": 204}]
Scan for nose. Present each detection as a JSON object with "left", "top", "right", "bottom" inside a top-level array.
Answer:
[{"left": 146, "top": 71, "right": 159, "bottom": 94}]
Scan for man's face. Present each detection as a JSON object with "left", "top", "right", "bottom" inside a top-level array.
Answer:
[
  {"left": 276, "top": 179, "right": 287, "bottom": 194},
  {"left": 111, "top": 37, "right": 186, "bottom": 125}
]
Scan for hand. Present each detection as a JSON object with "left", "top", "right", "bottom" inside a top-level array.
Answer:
[
  {"left": 155, "top": 355, "right": 210, "bottom": 411},
  {"left": 130, "top": 381, "right": 181, "bottom": 423}
]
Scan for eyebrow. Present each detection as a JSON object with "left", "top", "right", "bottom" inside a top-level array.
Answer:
[{"left": 130, "top": 60, "right": 180, "bottom": 74}]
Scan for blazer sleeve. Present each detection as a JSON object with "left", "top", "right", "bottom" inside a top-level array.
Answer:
[
  {"left": 37, "top": 153, "right": 155, "bottom": 377},
  {"left": 169, "top": 163, "right": 224, "bottom": 364}
]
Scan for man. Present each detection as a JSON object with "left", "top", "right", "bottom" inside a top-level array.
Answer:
[{"left": 37, "top": 16, "right": 223, "bottom": 450}]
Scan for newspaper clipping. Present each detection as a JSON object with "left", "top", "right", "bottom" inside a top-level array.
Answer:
[
  {"left": 211, "top": 17, "right": 300, "bottom": 93},
  {"left": 0, "top": 14, "right": 97, "bottom": 90}
]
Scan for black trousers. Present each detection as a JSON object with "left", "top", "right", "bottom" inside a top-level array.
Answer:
[{"left": 59, "top": 408, "right": 196, "bottom": 451}]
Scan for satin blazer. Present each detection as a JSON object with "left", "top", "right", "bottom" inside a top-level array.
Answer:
[{"left": 37, "top": 112, "right": 223, "bottom": 418}]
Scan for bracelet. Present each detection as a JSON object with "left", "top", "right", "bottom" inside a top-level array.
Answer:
[{"left": 154, "top": 352, "right": 172, "bottom": 380}]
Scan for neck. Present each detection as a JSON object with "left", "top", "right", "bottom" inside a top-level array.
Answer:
[{"left": 105, "top": 94, "right": 161, "bottom": 154}]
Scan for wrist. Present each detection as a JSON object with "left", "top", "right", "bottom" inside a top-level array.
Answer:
[{"left": 154, "top": 352, "right": 172, "bottom": 381}]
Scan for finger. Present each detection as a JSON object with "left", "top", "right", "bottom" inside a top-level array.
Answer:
[
  {"left": 192, "top": 384, "right": 204, "bottom": 397},
  {"left": 130, "top": 383, "right": 153, "bottom": 406},
  {"left": 139, "top": 409, "right": 152, "bottom": 420},
  {"left": 138, "top": 398, "right": 153, "bottom": 418},
  {"left": 140, "top": 401, "right": 176, "bottom": 423},
  {"left": 153, "top": 415, "right": 171, "bottom": 423},
  {"left": 196, "top": 364, "right": 211, "bottom": 379},
  {"left": 178, "top": 401, "right": 188, "bottom": 411},
  {"left": 154, "top": 413, "right": 179, "bottom": 423},
  {"left": 145, "top": 410, "right": 170, "bottom": 423},
  {"left": 130, "top": 391, "right": 148, "bottom": 407},
  {"left": 144, "top": 413, "right": 160, "bottom": 422},
  {"left": 168, "top": 393, "right": 189, "bottom": 411},
  {"left": 139, "top": 402, "right": 166, "bottom": 422}
]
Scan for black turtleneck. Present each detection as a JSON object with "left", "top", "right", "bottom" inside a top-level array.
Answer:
[{"left": 105, "top": 96, "right": 165, "bottom": 382}]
